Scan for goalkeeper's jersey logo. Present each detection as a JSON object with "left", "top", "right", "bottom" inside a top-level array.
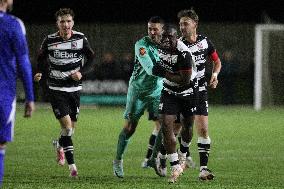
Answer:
[{"left": 139, "top": 48, "right": 146, "bottom": 56}]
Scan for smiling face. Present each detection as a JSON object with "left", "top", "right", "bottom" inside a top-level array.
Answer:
[
  {"left": 56, "top": 14, "right": 74, "bottom": 39},
  {"left": 147, "top": 22, "right": 163, "bottom": 44},
  {"left": 179, "top": 17, "right": 197, "bottom": 38}
]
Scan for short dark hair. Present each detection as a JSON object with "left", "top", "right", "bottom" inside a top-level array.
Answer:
[
  {"left": 55, "top": 8, "right": 75, "bottom": 20},
  {"left": 177, "top": 9, "right": 199, "bottom": 23},
  {"left": 163, "top": 23, "right": 177, "bottom": 34},
  {"left": 148, "top": 16, "right": 165, "bottom": 25}
]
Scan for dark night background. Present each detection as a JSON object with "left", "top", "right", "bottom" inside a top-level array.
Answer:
[
  {"left": 12, "top": 0, "right": 284, "bottom": 23},
  {"left": 9, "top": 0, "right": 284, "bottom": 105}
]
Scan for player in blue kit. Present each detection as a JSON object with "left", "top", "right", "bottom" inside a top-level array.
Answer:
[{"left": 0, "top": 0, "right": 35, "bottom": 186}]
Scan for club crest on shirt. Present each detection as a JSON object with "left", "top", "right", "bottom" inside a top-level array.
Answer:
[
  {"left": 139, "top": 47, "right": 146, "bottom": 56},
  {"left": 197, "top": 42, "right": 203, "bottom": 49},
  {"left": 71, "top": 41, "right": 77, "bottom": 49}
]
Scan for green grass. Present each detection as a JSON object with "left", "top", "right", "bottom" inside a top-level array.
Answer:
[{"left": 2, "top": 105, "right": 284, "bottom": 188}]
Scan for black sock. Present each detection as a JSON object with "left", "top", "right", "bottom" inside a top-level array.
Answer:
[
  {"left": 60, "top": 136, "right": 74, "bottom": 165},
  {"left": 160, "top": 143, "right": 167, "bottom": 156},
  {"left": 197, "top": 138, "right": 211, "bottom": 166},
  {"left": 146, "top": 134, "right": 157, "bottom": 159}
]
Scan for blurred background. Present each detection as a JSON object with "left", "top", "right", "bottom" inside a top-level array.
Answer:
[{"left": 13, "top": 0, "right": 284, "bottom": 106}]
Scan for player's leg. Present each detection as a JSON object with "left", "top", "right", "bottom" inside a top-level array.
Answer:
[
  {"left": 0, "top": 99, "right": 16, "bottom": 186},
  {"left": 58, "top": 115, "right": 78, "bottom": 177},
  {"left": 62, "top": 92, "right": 80, "bottom": 178},
  {"left": 154, "top": 139, "right": 167, "bottom": 177},
  {"left": 195, "top": 93, "right": 214, "bottom": 180},
  {"left": 179, "top": 115, "right": 195, "bottom": 170},
  {"left": 142, "top": 118, "right": 160, "bottom": 168},
  {"left": 148, "top": 116, "right": 180, "bottom": 176},
  {"left": 49, "top": 90, "right": 79, "bottom": 177},
  {"left": 159, "top": 93, "right": 183, "bottom": 183},
  {"left": 195, "top": 115, "right": 214, "bottom": 180},
  {"left": 113, "top": 88, "right": 145, "bottom": 178},
  {"left": 49, "top": 89, "right": 65, "bottom": 166},
  {"left": 0, "top": 143, "right": 6, "bottom": 186},
  {"left": 144, "top": 93, "right": 165, "bottom": 172},
  {"left": 161, "top": 114, "right": 183, "bottom": 183}
]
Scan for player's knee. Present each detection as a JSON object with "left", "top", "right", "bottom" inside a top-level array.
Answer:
[
  {"left": 162, "top": 116, "right": 173, "bottom": 127},
  {"left": 124, "top": 121, "right": 137, "bottom": 135}
]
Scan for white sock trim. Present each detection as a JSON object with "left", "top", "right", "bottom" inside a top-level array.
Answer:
[
  {"left": 200, "top": 166, "right": 207, "bottom": 171},
  {"left": 69, "top": 164, "right": 77, "bottom": 170},
  {"left": 197, "top": 137, "right": 211, "bottom": 144},
  {"left": 152, "top": 129, "right": 159, "bottom": 136},
  {"left": 181, "top": 138, "right": 190, "bottom": 147},
  {"left": 168, "top": 152, "right": 179, "bottom": 163}
]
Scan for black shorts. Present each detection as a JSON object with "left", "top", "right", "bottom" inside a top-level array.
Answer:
[
  {"left": 148, "top": 110, "right": 158, "bottom": 121},
  {"left": 196, "top": 90, "right": 208, "bottom": 116},
  {"left": 48, "top": 89, "right": 80, "bottom": 121},
  {"left": 159, "top": 91, "right": 197, "bottom": 118}
]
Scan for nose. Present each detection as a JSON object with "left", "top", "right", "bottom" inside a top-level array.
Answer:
[{"left": 63, "top": 21, "right": 68, "bottom": 27}]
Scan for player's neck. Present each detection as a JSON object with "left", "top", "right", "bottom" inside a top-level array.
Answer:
[
  {"left": 186, "top": 33, "right": 198, "bottom": 43},
  {"left": 60, "top": 32, "right": 72, "bottom": 40}
]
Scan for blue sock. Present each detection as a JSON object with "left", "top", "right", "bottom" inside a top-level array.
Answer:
[{"left": 0, "top": 148, "right": 5, "bottom": 187}]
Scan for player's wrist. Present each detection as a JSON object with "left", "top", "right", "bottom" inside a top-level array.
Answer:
[{"left": 212, "top": 72, "right": 218, "bottom": 77}]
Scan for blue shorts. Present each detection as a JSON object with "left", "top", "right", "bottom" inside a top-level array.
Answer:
[{"left": 0, "top": 99, "right": 16, "bottom": 142}]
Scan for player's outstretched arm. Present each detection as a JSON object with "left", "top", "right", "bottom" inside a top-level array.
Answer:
[{"left": 12, "top": 19, "right": 35, "bottom": 117}]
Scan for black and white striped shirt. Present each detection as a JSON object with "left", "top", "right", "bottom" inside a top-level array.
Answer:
[
  {"left": 181, "top": 35, "right": 216, "bottom": 92},
  {"left": 158, "top": 40, "right": 197, "bottom": 98},
  {"left": 37, "top": 30, "right": 94, "bottom": 92}
]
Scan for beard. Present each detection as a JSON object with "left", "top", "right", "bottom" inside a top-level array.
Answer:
[{"left": 150, "top": 35, "right": 161, "bottom": 44}]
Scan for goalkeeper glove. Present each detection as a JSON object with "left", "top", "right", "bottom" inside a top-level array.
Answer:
[{"left": 152, "top": 64, "right": 167, "bottom": 77}]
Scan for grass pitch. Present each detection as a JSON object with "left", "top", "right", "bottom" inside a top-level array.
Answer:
[{"left": 3, "top": 105, "right": 284, "bottom": 188}]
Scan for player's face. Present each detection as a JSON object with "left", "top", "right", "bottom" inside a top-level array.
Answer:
[
  {"left": 57, "top": 14, "right": 74, "bottom": 38},
  {"left": 148, "top": 22, "right": 163, "bottom": 44},
  {"left": 6, "top": 0, "right": 13, "bottom": 11},
  {"left": 160, "top": 29, "right": 177, "bottom": 50},
  {"left": 179, "top": 17, "right": 197, "bottom": 37}
]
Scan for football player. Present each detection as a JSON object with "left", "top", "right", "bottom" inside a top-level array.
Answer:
[
  {"left": 34, "top": 8, "right": 95, "bottom": 178},
  {"left": 0, "top": 0, "right": 35, "bottom": 186}
]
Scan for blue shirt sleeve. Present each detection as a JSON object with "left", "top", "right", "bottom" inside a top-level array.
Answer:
[{"left": 12, "top": 19, "right": 34, "bottom": 101}]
